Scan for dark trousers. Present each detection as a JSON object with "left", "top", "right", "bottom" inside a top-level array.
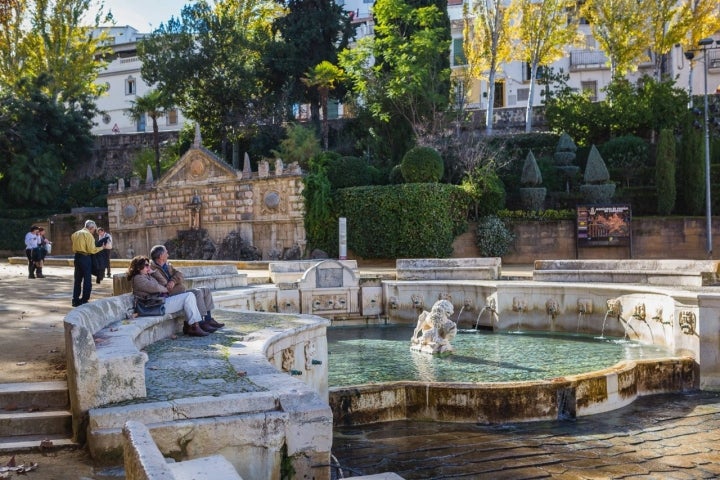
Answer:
[
  {"left": 72, "top": 253, "right": 93, "bottom": 305},
  {"left": 25, "top": 249, "right": 35, "bottom": 276}
]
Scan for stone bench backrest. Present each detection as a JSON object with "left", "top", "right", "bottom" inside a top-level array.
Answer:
[
  {"left": 396, "top": 257, "right": 501, "bottom": 269},
  {"left": 113, "top": 265, "right": 241, "bottom": 295}
]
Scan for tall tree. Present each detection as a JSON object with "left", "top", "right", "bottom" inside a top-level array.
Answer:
[
  {"left": 580, "top": 0, "right": 649, "bottom": 79},
  {"left": 268, "top": 0, "right": 354, "bottom": 122},
  {"left": 644, "top": 0, "right": 695, "bottom": 80},
  {"left": 509, "top": 0, "right": 581, "bottom": 132},
  {"left": 463, "top": 0, "right": 513, "bottom": 136},
  {"left": 681, "top": 0, "right": 720, "bottom": 97},
  {"left": 125, "top": 89, "right": 172, "bottom": 179},
  {"left": 139, "top": 0, "right": 284, "bottom": 158},
  {"left": 0, "top": 0, "right": 110, "bottom": 104},
  {"left": 340, "top": 0, "right": 451, "bottom": 144},
  {"left": 302, "top": 61, "right": 344, "bottom": 150},
  {"left": 0, "top": 79, "right": 94, "bottom": 207}
]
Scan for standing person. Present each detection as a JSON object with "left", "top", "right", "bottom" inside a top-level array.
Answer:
[
  {"left": 93, "top": 227, "right": 112, "bottom": 284},
  {"left": 149, "top": 244, "right": 224, "bottom": 330},
  {"left": 24, "top": 225, "right": 41, "bottom": 279},
  {"left": 33, "top": 227, "right": 51, "bottom": 278},
  {"left": 97, "top": 227, "right": 113, "bottom": 278},
  {"left": 126, "top": 256, "right": 210, "bottom": 337},
  {"left": 71, "top": 220, "right": 104, "bottom": 307}
]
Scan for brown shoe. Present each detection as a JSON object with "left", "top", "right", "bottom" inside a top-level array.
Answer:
[
  {"left": 199, "top": 320, "right": 218, "bottom": 333},
  {"left": 205, "top": 316, "right": 225, "bottom": 328},
  {"left": 183, "top": 321, "right": 209, "bottom": 337}
]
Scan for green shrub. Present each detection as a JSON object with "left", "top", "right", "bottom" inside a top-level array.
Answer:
[
  {"left": 271, "top": 124, "right": 321, "bottom": 170},
  {"left": 460, "top": 169, "right": 506, "bottom": 219},
  {"left": 655, "top": 129, "right": 676, "bottom": 215},
  {"left": 476, "top": 215, "right": 515, "bottom": 257},
  {"left": 400, "top": 146, "right": 443, "bottom": 183},
  {"left": 388, "top": 164, "right": 404, "bottom": 184},
  {"left": 336, "top": 183, "right": 465, "bottom": 258},
  {"left": 598, "top": 135, "right": 649, "bottom": 187},
  {"left": 326, "top": 155, "right": 373, "bottom": 189}
]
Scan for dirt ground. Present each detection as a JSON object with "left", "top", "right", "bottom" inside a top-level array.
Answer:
[{"left": 0, "top": 260, "right": 118, "bottom": 479}]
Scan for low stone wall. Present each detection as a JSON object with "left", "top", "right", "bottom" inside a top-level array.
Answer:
[
  {"left": 503, "top": 217, "right": 720, "bottom": 264},
  {"left": 123, "top": 421, "right": 243, "bottom": 480}
]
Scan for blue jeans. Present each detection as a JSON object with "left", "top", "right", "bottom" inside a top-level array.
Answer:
[{"left": 73, "top": 253, "right": 93, "bottom": 305}]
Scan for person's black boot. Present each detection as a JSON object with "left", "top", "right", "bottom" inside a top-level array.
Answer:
[
  {"left": 36, "top": 268, "right": 45, "bottom": 278},
  {"left": 28, "top": 264, "right": 35, "bottom": 279}
]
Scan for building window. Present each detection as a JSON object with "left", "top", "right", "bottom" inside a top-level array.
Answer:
[
  {"left": 523, "top": 63, "right": 546, "bottom": 82},
  {"left": 452, "top": 37, "right": 467, "bottom": 66},
  {"left": 517, "top": 88, "right": 529, "bottom": 102},
  {"left": 125, "top": 76, "right": 136, "bottom": 95},
  {"left": 166, "top": 108, "right": 178, "bottom": 125},
  {"left": 581, "top": 81, "right": 597, "bottom": 102}
]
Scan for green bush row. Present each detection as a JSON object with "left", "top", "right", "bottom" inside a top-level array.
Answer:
[{"left": 335, "top": 183, "right": 469, "bottom": 259}]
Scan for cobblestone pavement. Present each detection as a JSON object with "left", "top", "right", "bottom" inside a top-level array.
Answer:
[{"left": 332, "top": 391, "right": 720, "bottom": 479}]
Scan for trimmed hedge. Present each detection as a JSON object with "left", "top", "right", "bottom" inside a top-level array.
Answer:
[{"left": 336, "top": 183, "right": 469, "bottom": 258}]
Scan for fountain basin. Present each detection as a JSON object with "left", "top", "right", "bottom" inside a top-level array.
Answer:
[
  {"left": 328, "top": 324, "right": 694, "bottom": 425},
  {"left": 330, "top": 357, "right": 695, "bottom": 426}
]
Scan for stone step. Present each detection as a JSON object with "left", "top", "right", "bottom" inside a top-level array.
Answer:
[
  {"left": 0, "top": 410, "right": 72, "bottom": 437},
  {"left": 0, "top": 434, "right": 78, "bottom": 454},
  {"left": 0, "top": 381, "right": 69, "bottom": 411}
]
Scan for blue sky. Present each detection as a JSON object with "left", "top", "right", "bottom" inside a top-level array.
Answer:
[{"left": 103, "top": 0, "right": 190, "bottom": 31}]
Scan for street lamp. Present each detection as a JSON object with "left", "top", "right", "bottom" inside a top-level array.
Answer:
[{"left": 697, "top": 38, "right": 716, "bottom": 258}]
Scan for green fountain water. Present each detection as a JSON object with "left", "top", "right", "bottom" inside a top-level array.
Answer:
[{"left": 328, "top": 324, "right": 673, "bottom": 387}]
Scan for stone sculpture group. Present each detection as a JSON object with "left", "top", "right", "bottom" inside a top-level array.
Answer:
[{"left": 410, "top": 299, "right": 457, "bottom": 355}]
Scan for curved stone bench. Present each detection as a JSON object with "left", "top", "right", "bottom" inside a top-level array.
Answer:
[
  {"left": 64, "top": 294, "right": 185, "bottom": 441},
  {"left": 65, "top": 294, "right": 333, "bottom": 478}
]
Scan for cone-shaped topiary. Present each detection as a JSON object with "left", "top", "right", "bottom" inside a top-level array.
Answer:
[
  {"left": 554, "top": 132, "right": 577, "bottom": 166},
  {"left": 580, "top": 145, "right": 615, "bottom": 203},
  {"left": 584, "top": 145, "right": 610, "bottom": 184},
  {"left": 521, "top": 150, "right": 542, "bottom": 186}
]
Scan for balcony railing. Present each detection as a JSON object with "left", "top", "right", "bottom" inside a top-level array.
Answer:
[{"left": 569, "top": 49, "right": 609, "bottom": 71}]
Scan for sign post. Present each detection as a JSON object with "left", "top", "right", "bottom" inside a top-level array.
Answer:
[
  {"left": 339, "top": 217, "right": 347, "bottom": 260},
  {"left": 577, "top": 204, "right": 632, "bottom": 256}
]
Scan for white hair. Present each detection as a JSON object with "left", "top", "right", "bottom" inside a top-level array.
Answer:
[{"left": 84, "top": 220, "right": 97, "bottom": 229}]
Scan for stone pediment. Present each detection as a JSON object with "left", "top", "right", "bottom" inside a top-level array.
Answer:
[{"left": 158, "top": 146, "right": 237, "bottom": 186}]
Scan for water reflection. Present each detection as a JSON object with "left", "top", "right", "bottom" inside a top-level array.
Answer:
[{"left": 328, "top": 325, "right": 673, "bottom": 387}]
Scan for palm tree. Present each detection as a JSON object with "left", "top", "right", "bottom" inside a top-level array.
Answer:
[
  {"left": 126, "top": 89, "right": 171, "bottom": 179},
  {"left": 302, "top": 61, "right": 344, "bottom": 150}
]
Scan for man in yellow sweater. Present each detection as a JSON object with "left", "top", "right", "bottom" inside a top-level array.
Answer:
[{"left": 71, "top": 220, "right": 104, "bottom": 307}]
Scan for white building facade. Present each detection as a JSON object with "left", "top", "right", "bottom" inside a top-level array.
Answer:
[{"left": 91, "top": 26, "right": 188, "bottom": 136}]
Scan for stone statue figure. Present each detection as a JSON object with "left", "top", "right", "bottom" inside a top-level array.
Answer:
[
  {"left": 187, "top": 191, "right": 202, "bottom": 230},
  {"left": 410, "top": 299, "right": 457, "bottom": 355}
]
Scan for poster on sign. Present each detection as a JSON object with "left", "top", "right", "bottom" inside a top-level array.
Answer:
[{"left": 577, "top": 204, "right": 631, "bottom": 247}]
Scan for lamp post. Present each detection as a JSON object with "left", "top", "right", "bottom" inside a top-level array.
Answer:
[{"left": 697, "top": 38, "right": 715, "bottom": 258}]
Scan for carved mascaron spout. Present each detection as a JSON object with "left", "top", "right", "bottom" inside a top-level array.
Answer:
[{"left": 410, "top": 300, "right": 457, "bottom": 355}]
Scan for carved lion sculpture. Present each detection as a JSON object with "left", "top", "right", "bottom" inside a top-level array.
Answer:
[{"left": 411, "top": 299, "right": 457, "bottom": 351}]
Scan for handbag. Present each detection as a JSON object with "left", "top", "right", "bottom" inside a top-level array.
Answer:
[{"left": 134, "top": 295, "right": 166, "bottom": 316}]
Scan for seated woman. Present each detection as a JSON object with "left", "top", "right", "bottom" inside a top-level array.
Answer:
[{"left": 126, "top": 256, "right": 214, "bottom": 337}]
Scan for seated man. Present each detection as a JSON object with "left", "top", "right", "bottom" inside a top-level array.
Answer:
[{"left": 148, "top": 244, "right": 224, "bottom": 330}]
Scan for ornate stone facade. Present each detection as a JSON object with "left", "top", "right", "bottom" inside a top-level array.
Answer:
[{"left": 106, "top": 144, "right": 306, "bottom": 260}]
